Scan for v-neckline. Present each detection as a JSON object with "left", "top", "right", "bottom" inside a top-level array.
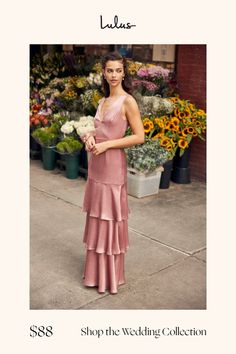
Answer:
[{"left": 99, "top": 94, "right": 127, "bottom": 122}]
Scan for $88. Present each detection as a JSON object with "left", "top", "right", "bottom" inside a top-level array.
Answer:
[{"left": 30, "top": 325, "right": 53, "bottom": 338}]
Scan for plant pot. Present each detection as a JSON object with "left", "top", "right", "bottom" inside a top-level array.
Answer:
[
  {"left": 171, "top": 166, "right": 191, "bottom": 184},
  {"left": 127, "top": 166, "right": 164, "bottom": 198},
  {"left": 171, "top": 143, "right": 191, "bottom": 184},
  {"left": 42, "top": 146, "right": 57, "bottom": 170},
  {"left": 173, "top": 143, "right": 192, "bottom": 168},
  {"left": 65, "top": 153, "right": 80, "bottom": 179},
  {"left": 159, "top": 159, "right": 173, "bottom": 189},
  {"left": 30, "top": 130, "right": 42, "bottom": 160}
]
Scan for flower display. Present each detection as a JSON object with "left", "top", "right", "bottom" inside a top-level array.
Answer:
[
  {"left": 125, "top": 140, "right": 170, "bottom": 173},
  {"left": 56, "top": 136, "right": 83, "bottom": 155},
  {"left": 74, "top": 115, "right": 95, "bottom": 139},
  {"left": 80, "top": 89, "right": 103, "bottom": 115},
  {"left": 87, "top": 72, "right": 103, "bottom": 87}
]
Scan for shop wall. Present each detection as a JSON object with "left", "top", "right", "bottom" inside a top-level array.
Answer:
[{"left": 176, "top": 45, "right": 206, "bottom": 182}]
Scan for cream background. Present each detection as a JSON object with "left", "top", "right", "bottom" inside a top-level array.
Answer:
[{"left": 1, "top": 0, "right": 235, "bottom": 353}]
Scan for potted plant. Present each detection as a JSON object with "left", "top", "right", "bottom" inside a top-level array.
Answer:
[
  {"left": 167, "top": 97, "right": 206, "bottom": 183},
  {"left": 55, "top": 135, "right": 83, "bottom": 179},
  {"left": 125, "top": 138, "right": 171, "bottom": 198},
  {"left": 32, "top": 123, "right": 60, "bottom": 170}
]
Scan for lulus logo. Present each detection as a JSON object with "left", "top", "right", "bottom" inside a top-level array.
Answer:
[{"left": 100, "top": 15, "right": 136, "bottom": 29}]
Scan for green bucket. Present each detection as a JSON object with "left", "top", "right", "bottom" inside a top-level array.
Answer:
[
  {"left": 65, "top": 153, "right": 79, "bottom": 179},
  {"left": 42, "top": 146, "right": 57, "bottom": 170}
]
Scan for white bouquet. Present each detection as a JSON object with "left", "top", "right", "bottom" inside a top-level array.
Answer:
[
  {"left": 73, "top": 115, "right": 95, "bottom": 142},
  {"left": 61, "top": 120, "right": 75, "bottom": 135}
]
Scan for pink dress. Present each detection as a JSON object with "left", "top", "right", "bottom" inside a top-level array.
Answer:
[{"left": 82, "top": 94, "right": 130, "bottom": 294}]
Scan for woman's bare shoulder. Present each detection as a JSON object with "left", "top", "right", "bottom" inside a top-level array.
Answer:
[{"left": 124, "top": 94, "right": 137, "bottom": 107}]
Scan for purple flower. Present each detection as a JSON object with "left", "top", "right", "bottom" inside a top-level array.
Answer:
[{"left": 137, "top": 68, "right": 149, "bottom": 78}]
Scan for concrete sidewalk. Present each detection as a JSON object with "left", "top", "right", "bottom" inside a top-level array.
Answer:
[{"left": 30, "top": 159, "right": 206, "bottom": 310}]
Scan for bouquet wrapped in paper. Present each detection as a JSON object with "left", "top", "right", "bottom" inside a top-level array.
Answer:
[{"left": 73, "top": 115, "right": 96, "bottom": 142}]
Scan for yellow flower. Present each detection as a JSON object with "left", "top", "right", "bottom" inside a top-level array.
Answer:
[
  {"left": 166, "top": 144, "right": 174, "bottom": 151},
  {"left": 169, "top": 97, "right": 179, "bottom": 103},
  {"left": 197, "top": 109, "right": 206, "bottom": 116},
  {"left": 171, "top": 117, "right": 180, "bottom": 126},
  {"left": 142, "top": 118, "right": 154, "bottom": 133},
  {"left": 160, "top": 137, "right": 171, "bottom": 147},
  {"left": 184, "top": 108, "right": 191, "bottom": 118},
  {"left": 187, "top": 127, "right": 194, "bottom": 134},
  {"left": 178, "top": 139, "right": 188, "bottom": 149},
  {"left": 181, "top": 127, "right": 189, "bottom": 137}
]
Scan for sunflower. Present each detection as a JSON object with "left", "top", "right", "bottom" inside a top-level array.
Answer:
[
  {"left": 184, "top": 108, "right": 191, "bottom": 119},
  {"left": 195, "top": 121, "right": 201, "bottom": 127},
  {"left": 169, "top": 96, "right": 179, "bottom": 103},
  {"left": 143, "top": 118, "right": 154, "bottom": 133},
  {"left": 178, "top": 139, "right": 188, "bottom": 149},
  {"left": 171, "top": 117, "right": 180, "bottom": 126},
  {"left": 192, "top": 129, "right": 198, "bottom": 137},
  {"left": 166, "top": 144, "right": 174, "bottom": 151},
  {"left": 192, "top": 112, "right": 198, "bottom": 119},
  {"left": 189, "top": 103, "right": 195, "bottom": 111},
  {"left": 160, "top": 137, "right": 171, "bottom": 147},
  {"left": 151, "top": 132, "right": 163, "bottom": 141},
  {"left": 178, "top": 111, "right": 186, "bottom": 119},
  {"left": 181, "top": 127, "right": 189, "bottom": 137},
  {"left": 187, "top": 127, "right": 194, "bottom": 134},
  {"left": 197, "top": 109, "right": 206, "bottom": 116}
]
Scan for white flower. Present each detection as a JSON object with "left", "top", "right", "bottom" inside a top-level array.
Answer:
[
  {"left": 61, "top": 121, "right": 74, "bottom": 134},
  {"left": 75, "top": 115, "right": 95, "bottom": 137}
]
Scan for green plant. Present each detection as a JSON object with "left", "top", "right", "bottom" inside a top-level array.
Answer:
[
  {"left": 125, "top": 139, "right": 171, "bottom": 173},
  {"left": 32, "top": 123, "right": 60, "bottom": 147},
  {"left": 56, "top": 136, "right": 83, "bottom": 154}
]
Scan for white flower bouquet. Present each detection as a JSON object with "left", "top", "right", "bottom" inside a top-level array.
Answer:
[{"left": 73, "top": 115, "right": 96, "bottom": 141}]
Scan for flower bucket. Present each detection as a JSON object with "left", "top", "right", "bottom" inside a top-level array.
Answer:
[
  {"left": 42, "top": 146, "right": 57, "bottom": 170},
  {"left": 127, "top": 166, "right": 163, "bottom": 198},
  {"left": 159, "top": 159, "right": 173, "bottom": 189},
  {"left": 171, "top": 144, "right": 191, "bottom": 184},
  {"left": 65, "top": 153, "right": 80, "bottom": 179}
]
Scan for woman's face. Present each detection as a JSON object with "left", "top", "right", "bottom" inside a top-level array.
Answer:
[{"left": 103, "top": 60, "right": 124, "bottom": 88}]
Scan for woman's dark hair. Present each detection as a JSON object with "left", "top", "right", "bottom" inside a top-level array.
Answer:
[{"left": 101, "top": 51, "right": 133, "bottom": 97}]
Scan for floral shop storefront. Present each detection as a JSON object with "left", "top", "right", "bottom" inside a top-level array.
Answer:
[{"left": 30, "top": 44, "right": 206, "bottom": 197}]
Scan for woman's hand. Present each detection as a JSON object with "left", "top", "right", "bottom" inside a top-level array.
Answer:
[
  {"left": 91, "top": 141, "right": 110, "bottom": 155},
  {"left": 85, "top": 136, "right": 95, "bottom": 152}
]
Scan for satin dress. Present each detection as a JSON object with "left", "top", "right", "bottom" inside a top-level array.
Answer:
[{"left": 82, "top": 94, "right": 130, "bottom": 294}]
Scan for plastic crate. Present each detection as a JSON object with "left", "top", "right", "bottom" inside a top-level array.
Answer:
[{"left": 127, "top": 166, "right": 164, "bottom": 198}]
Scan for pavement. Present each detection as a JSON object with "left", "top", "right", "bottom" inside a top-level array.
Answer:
[{"left": 30, "top": 159, "right": 206, "bottom": 310}]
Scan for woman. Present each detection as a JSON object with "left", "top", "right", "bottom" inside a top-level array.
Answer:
[{"left": 82, "top": 51, "right": 144, "bottom": 294}]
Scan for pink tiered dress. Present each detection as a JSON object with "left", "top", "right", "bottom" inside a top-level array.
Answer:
[{"left": 82, "top": 94, "right": 130, "bottom": 294}]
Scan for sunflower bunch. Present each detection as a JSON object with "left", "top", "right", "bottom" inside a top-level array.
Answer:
[
  {"left": 168, "top": 97, "right": 206, "bottom": 155},
  {"left": 141, "top": 116, "right": 177, "bottom": 158}
]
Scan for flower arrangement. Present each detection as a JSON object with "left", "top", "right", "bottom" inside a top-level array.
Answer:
[
  {"left": 80, "top": 89, "right": 103, "bottom": 115},
  {"left": 158, "top": 96, "right": 206, "bottom": 156},
  {"left": 32, "top": 122, "right": 60, "bottom": 147},
  {"left": 125, "top": 140, "right": 170, "bottom": 173},
  {"left": 30, "top": 113, "right": 50, "bottom": 130},
  {"left": 73, "top": 115, "right": 95, "bottom": 140},
  {"left": 132, "top": 64, "right": 175, "bottom": 97},
  {"left": 136, "top": 96, "right": 206, "bottom": 157},
  {"left": 56, "top": 136, "right": 83, "bottom": 155}
]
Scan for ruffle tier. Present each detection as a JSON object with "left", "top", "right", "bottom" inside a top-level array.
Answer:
[
  {"left": 82, "top": 177, "right": 129, "bottom": 294},
  {"left": 83, "top": 214, "right": 129, "bottom": 255},
  {"left": 83, "top": 250, "right": 125, "bottom": 294},
  {"left": 83, "top": 178, "right": 129, "bottom": 221}
]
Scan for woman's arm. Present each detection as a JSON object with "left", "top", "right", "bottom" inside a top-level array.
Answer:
[{"left": 92, "top": 95, "right": 144, "bottom": 155}]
